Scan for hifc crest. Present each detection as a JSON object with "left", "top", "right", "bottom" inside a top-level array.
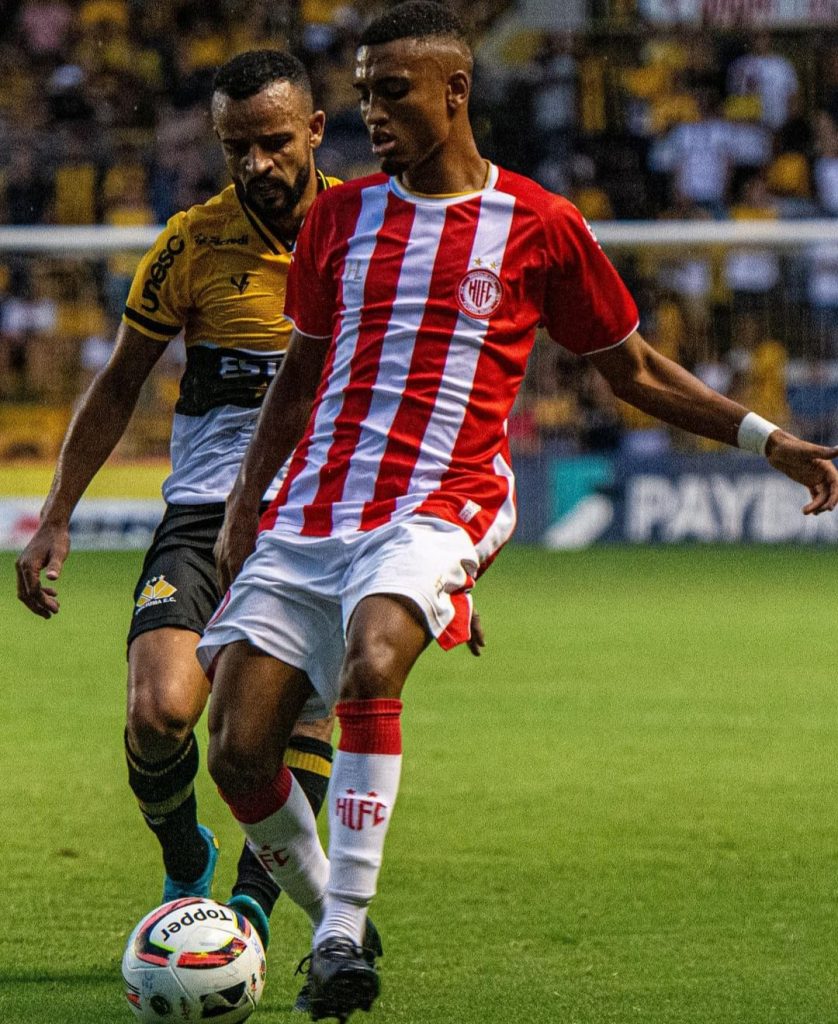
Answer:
[
  {"left": 335, "top": 788, "right": 388, "bottom": 830},
  {"left": 457, "top": 267, "right": 503, "bottom": 318}
]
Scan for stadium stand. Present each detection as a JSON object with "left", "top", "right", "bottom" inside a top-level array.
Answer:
[{"left": 0, "top": 1, "right": 836, "bottom": 461}]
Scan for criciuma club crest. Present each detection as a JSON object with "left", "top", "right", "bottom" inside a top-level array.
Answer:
[
  {"left": 457, "top": 268, "right": 503, "bottom": 318},
  {"left": 135, "top": 574, "right": 177, "bottom": 612}
]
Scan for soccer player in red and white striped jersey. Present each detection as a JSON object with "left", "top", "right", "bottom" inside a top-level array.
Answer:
[
  {"left": 260, "top": 154, "right": 639, "bottom": 564},
  {"left": 198, "top": 4, "right": 838, "bottom": 1018}
]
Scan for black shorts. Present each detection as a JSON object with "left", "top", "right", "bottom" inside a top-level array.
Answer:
[{"left": 127, "top": 502, "right": 227, "bottom": 648}]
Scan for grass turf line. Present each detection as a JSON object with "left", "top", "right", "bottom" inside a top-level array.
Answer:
[{"left": 1, "top": 546, "right": 837, "bottom": 1023}]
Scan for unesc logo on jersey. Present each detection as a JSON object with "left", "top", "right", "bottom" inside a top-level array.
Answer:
[
  {"left": 135, "top": 575, "right": 177, "bottom": 612},
  {"left": 457, "top": 268, "right": 503, "bottom": 319}
]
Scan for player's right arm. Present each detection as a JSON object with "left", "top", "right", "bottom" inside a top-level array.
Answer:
[
  {"left": 15, "top": 322, "right": 166, "bottom": 618},
  {"left": 214, "top": 327, "right": 330, "bottom": 591},
  {"left": 215, "top": 188, "right": 335, "bottom": 591}
]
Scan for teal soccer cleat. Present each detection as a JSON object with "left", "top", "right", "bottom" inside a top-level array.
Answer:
[
  {"left": 227, "top": 893, "right": 271, "bottom": 950},
  {"left": 162, "top": 825, "right": 219, "bottom": 902}
]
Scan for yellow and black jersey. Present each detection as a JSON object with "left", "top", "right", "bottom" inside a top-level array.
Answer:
[
  {"left": 123, "top": 171, "right": 339, "bottom": 417},
  {"left": 122, "top": 171, "right": 339, "bottom": 506}
]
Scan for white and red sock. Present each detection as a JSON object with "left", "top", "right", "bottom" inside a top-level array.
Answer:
[
  {"left": 315, "top": 698, "right": 403, "bottom": 947},
  {"left": 221, "top": 765, "right": 329, "bottom": 927}
]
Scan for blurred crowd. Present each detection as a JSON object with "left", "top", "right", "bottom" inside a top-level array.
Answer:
[
  {"left": 0, "top": 0, "right": 836, "bottom": 459},
  {"left": 495, "top": 24, "right": 838, "bottom": 455}
]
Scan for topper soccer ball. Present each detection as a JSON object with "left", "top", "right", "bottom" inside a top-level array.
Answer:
[{"left": 122, "top": 898, "right": 266, "bottom": 1023}]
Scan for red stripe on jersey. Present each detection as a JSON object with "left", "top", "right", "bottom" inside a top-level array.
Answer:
[
  {"left": 260, "top": 335, "right": 338, "bottom": 532},
  {"left": 302, "top": 193, "right": 416, "bottom": 536},
  {"left": 360, "top": 200, "right": 482, "bottom": 530},
  {"left": 414, "top": 200, "right": 538, "bottom": 548},
  {"left": 261, "top": 189, "right": 364, "bottom": 533}
]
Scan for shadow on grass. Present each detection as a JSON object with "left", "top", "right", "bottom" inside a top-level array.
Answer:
[
  {"left": 0, "top": 971, "right": 300, "bottom": 1021},
  {"left": 0, "top": 969, "right": 117, "bottom": 985}
]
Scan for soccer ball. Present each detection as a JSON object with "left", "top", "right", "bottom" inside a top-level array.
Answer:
[{"left": 121, "top": 897, "right": 266, "bottom": 1022}]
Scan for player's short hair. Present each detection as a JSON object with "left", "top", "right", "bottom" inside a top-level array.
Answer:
[
  {"left": 358, "top": 2, "right": 470, "bottom": 51},
  {"left": 212, "top": 50, "right": 312, "bottom": 102}
]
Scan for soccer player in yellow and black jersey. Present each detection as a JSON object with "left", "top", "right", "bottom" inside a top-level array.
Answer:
[{"left": 15, "top": 51, "right": 382, "bottom": 982}]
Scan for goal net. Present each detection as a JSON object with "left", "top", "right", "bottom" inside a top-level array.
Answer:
[{"left": 1, "top": 220, "right": 836, "bottom": 546}]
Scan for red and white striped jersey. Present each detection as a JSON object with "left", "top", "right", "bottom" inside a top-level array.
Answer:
[{"left": 262, "top": 165, "right": 638, "bottom": 561}]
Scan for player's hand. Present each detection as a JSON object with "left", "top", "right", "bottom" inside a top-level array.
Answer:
[
  {"left": 467, "top": 608, "right": 486, "bottom": 657},
  {"left": 214, "top": 502, "right": 260, "bottom": 593},
  {"left": 15, "top": 521, "right": 71, "bottom": 619},
  {"left": 766, "top": 430, "right": 838, "bottom": 514}
]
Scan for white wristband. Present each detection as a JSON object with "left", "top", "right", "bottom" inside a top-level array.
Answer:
[{"left": 737, "top": 412, "right": 779, "bottom": 456}]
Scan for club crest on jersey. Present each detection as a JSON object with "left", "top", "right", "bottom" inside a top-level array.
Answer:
[
  {"left": 457, "top": 267, "right": 503, "bottom": 319},
  {"left": 136, "top": 575, "right": 177, "bottom": 612}
]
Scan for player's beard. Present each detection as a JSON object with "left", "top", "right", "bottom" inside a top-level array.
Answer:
[{"left": 244, "top": 163, "right": 311, "bottom": 222}]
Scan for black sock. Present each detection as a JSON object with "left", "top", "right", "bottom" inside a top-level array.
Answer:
[
  {"left": 231, "top": 735, "right": 333, "bottom": 915},
  {"left": 125, "top": 730, "right": 208, "bottom": 884},
  {"left": 284, "top": 735, "right": 334, "bottom": 817}
]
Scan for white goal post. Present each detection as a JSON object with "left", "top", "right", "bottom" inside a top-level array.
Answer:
[
  {"left": 1, "top": 219, "right": 836, "bottom": 550},
  {"left": 0, "top": 219, "right": 836, "bottom": 254}
]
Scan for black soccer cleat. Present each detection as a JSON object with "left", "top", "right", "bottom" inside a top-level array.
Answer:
[
  {"left": 360, "top": 917, "right": 383, "bottom": 963},
  {"left": 303, "top": 936, "right": 380, "bottom": 1021},
  {"left": 294, "top": 918, "right": 383, "bottom": 1015}
]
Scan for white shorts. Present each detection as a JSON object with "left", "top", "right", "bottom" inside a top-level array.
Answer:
[{"left": 196, "top": 516, "right": 479, "bottom": 720}]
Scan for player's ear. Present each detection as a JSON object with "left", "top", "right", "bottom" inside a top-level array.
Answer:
[
  {"left": 309, "top": 110, "right": 326, "bottom": 149},
  {"left": 446, "top": 70, "right": 470, "bottom": 115}
]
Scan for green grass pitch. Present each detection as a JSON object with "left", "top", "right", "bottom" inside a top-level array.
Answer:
[{"left": 2, "top": 545, "right": 838, "bottom": 1023}]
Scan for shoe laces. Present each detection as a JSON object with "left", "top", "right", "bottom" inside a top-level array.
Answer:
[
  {"left": 318, "top": 937, "right": 365, "bottom": 959},
  {"left": 295, "top": 953, "right": 312, "bottom": 978},
  {"left": 295, "top": 936, "right": 365, "bottom": 978}
]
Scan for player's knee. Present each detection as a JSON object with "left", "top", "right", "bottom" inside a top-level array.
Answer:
[
  {"left": 207, "top": 729, "right": 279, "bottom": 798},
  {"left": 339, "top": 644, "right": 402, "bottom": 702},
  {"left": 126, "top": 684, "right": 200, "bottom": 758}
]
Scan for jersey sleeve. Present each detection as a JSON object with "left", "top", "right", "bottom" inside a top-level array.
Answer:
[
  {"left": 284, "top": 194, "right": 336, "bottom": 339},
  {"left": 540, "top": 199, "right": 639, "bottom": 356},
  {"left": 123, "top": 213, "right": 191, "bottom": 341}
]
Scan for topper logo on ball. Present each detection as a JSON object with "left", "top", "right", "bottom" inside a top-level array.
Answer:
[{"left": 159, "top": 905, "right": 234, "bottom": 943}]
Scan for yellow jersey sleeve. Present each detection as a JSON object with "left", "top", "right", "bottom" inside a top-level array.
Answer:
[{"left": 123, "top": 212, "right": 192, "bottom": 341}]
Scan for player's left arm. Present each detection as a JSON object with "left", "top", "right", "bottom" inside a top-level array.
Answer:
[{"left": 590, "top": 330, "right": 838, "bottom": 515}]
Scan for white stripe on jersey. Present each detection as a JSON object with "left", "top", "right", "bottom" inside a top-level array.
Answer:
[
  {"left": 280, "top": 184, "right": 390, "bottom": 531},
  {"left": 340, "top": 202, "right": 449, "bottom": 508},
  {"left": 394, "top": 192, "right": 518, "bottom": 515},
  {"left": 474, "top": 449, "right": 517, "bottom": 563}
]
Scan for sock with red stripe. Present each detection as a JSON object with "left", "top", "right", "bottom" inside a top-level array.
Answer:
[
  {"left": 219, "top": 765, "right": 329, "bottom": 926},
  {"left": 315, "top": 699, "right": 403, "bottom": 947},
  {"left": 231, "top": 735, "right": 333, "bottom": 917}
]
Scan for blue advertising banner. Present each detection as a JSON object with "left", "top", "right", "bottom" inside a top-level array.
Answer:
[
  {"left": 0, "top": 498, "right": 164, "bottom": 551},
  {"left": 3, "top": 456, "right": 834, "bottom": 550},
  {"left": 517, "top": 453, "right": 838, "bottom": 548}
]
